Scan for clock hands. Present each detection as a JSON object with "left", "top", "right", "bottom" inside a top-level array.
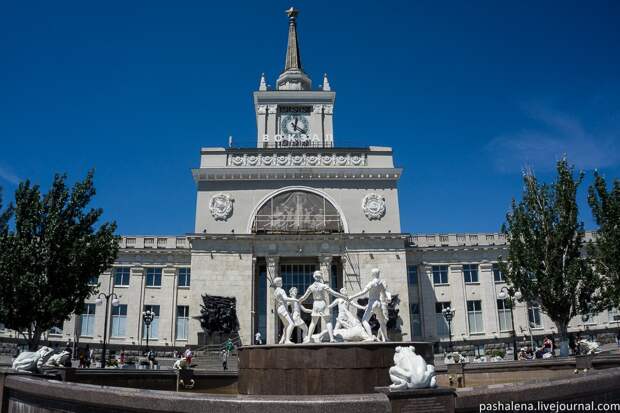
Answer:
[{"left": 289, "top": 118, "right": 307, "bottom": 135}]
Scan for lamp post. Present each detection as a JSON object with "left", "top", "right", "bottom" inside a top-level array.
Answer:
[
  {"left": 581, "top": 314, "right": 591, "bottom": 341},
  {"left": 442, "top": 306, "right": 455, "bottom": 352},
  {"left": 142, "top": 309, "right": 155, "bottom": 354},
  {"left": 95, "top": 292, "right": 119, "bottom": 368},
  {"left": 498, "top": 286, "right": 522, "bottom": 360}
]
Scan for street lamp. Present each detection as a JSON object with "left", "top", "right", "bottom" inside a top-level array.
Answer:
[
  {"left": 581, "top": 314, "right": 592, "bottom": 340},
  {"left": 498, "top": 286, "right": 523, "bottom": 360},
  {"left": 442, "top": 306, "right": 455, "bottom": 352},
  {"left": 142, "top": 309, "right": 155, "bottom": 354},
  {"left": 95, "top": 292, "right": 119, "bottom": 368}
]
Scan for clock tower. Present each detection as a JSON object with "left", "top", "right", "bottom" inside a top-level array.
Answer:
[{"left": 254, "top": 8, "right": 335, "bottom": 148}]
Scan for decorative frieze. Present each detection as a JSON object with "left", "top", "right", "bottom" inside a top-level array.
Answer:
[{"left": 227, "top": 152, "right": 367, "bottom": 167}]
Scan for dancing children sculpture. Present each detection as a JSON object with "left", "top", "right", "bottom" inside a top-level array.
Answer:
[
  {"left": 297, "top": 270, "right": 347, "bottom": 343},
  {"left": 271, "top": 277, "right": 298, "bottom": 344},
  {"left": 288, "top": 287, "right": 311, "bottom": 341},
  {"left": 348, "top": 268, "right": 393, "bottom": 342},
  {"left": 330, "top": 287, "right": 367, "bottom": 330}
]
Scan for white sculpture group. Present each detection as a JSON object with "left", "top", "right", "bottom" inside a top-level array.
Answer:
[{"left": 271, "top": 268, "right": 393, "bottom": 344}]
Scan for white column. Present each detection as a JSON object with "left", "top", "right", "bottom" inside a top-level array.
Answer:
[
  {"left": 256, "top": 105, "right": 267, "bottom": 146},
  {"left": 265, "top": 256, "right": 279, "bottom": 344}
]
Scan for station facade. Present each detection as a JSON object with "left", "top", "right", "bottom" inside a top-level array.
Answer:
[{"left": 2, "top": 10, "right": 617, "bottom": 353}]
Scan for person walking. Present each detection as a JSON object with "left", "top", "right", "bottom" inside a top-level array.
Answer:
[
  {"left": 184, "top": 346, "right": 193, "bottom": 366},
  {"left": 220, "top": 348, "right": 228, "bottom": 371}
]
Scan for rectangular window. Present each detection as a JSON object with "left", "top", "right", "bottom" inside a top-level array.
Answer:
[
  {"left": 176, "top": 306, "right": 189, "bottom": 340},
  {"left": 609, "top": 308, "right": 620, "bottom": 323},
  {"left": 493, "top": 264, "right": 504, "bottom": 283},
  {"left": 528, "top": 302, "right": 543, "bottom": 328},
  {"left": 410, "top": 303, "right": 422, "bottom": 337},
  {"left": 178, "top": 268, "right": 191, "bottom": 287},
  {"left": 497, "top": 299, "right": 513, "bottom": 331},
  {"left": 0, "top": 322, "right": 5, "bottom": 331},
  {"left": 463, "top": 264, "right": 479, "bottom": 283},
  {"left": 80, "top": 304, "right": 96, "bottom": 337},
  {"left": 435, "top": 301, "right": 451, "bottom": 336},
  {"left": 432, "top": 265, "right": 449, "bottom": 285},
  {"left": 114, "top": 267, "right": 130, "bottom": 286},
  {"left": 583, "top": 313, "right": 597, "bottom": 325},
  {"left": 146, "top": 268, "right": 162, "bottom": 287},
  {"left": 111, "top": 304, "right": 128, "bottom": 337},
  {"left": 407, "top": 265, "right": 418, "bottom": 285},
  {"left": 467, "top": 300, "right": 484, "bottom": 333},
  {"left": 88, "top": 275, "right": 99, "bottom": 286},
  {"left": 143, "top": 305, "right": 160, "bottom": 339},
  {"left": 49, "top": 324, "right": 63, "bottom": 335},
  {"left": 474, "top": 344, "right": 485, "bottom": 357}
]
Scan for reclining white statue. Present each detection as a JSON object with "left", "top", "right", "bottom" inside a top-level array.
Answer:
[
  {"left": 12, "top": 346, "right": 55, "bottom": 372},
  {"left": 44, "top": 350, "right": 71, "bottom": 368},
  {"left": 389, "top": 346, "right": 436, "bottom": 390}
]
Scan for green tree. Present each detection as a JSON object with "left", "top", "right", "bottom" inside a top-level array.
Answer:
[
  {"left": 500, "top": 158, "right": 598, "bottom": 357},
  {"left": 587, "top": 171, "right": 620, "bottom": 312},
  {"left": 0, "top": 171, "right": 119, "bottom": 350}
]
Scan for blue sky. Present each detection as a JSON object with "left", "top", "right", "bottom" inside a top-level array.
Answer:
[{"left": 1, "top": 0, "right": 619, "bottom": 235}]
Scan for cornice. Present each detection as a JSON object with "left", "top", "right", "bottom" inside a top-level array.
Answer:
[{"left": 191, "top": 167, "right": 402, "bottom": 182}]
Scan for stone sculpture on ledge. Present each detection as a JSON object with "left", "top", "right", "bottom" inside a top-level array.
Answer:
[
  {"left": 12, "top": 346, "right": 55, "bottom": 373},
  {"left": 389, "top": 346, "right": 437, "bottom": 390}
]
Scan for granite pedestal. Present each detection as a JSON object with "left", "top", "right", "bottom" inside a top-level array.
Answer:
[{"left": 238, "top": 341, "right": 433, "bottom": 395}]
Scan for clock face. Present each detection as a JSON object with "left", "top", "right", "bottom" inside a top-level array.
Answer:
[{"left": 280, "top": 114, "right": 310, "bottom": 137}]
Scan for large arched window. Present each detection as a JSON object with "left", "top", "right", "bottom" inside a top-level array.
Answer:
[{"left": 252, "top": 190, "right": 344, "bottom": 234}]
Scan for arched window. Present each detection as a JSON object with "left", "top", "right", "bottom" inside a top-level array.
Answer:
[{"left": 252, "top": 191, "right": 344, "bottom": 233}]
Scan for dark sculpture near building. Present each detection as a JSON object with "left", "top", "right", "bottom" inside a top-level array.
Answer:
[{"left": 200, "top": 294, "right": 240, "bottom": 335}]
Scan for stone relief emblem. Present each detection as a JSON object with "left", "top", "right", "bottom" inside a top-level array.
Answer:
[
  {"left": 247, "top": 155, "right": 259, "bottom": 166},
  {"left": 291, "top": 155, "right": 304, "bottom": 165},
  {"left": 231, "top": 155, "right": 244, "bottom": 166},
  {"left": 362, "top": 193, "right": 386, "bottom": 220},
  {"left": 209, "top": 193, "right": 234, "bottom": 221},
  {"left": 350, "top": 155, "right": 363, "bottom": 166},
  {"left": 262, "top": 155, "right": 274, "bottom": 166}
]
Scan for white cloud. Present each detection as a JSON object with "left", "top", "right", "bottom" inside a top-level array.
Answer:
[
  {"left": 0, "top": 164, "right": 20, "bottom": 186},
  {"left": 487, "top": 104, "right": 620, "bottom": 172}
]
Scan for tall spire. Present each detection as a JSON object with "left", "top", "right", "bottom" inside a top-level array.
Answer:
[
  {"left": 276, "top": 7, "right": 311, "bottom": 91},
  {"left": 284, "top": 7, "right": 302, "bottom": 71}
]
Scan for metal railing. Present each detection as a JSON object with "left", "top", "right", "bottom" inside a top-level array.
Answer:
[{"left": 252, "top": 214, "right": 344, "bottom": 233}]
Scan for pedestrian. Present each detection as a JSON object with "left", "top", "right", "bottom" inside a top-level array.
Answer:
[
  {"left": 225, "top": 338, "right": 234, "bottom": 353},
  {"left": 255, "top": 331, "right": 262, "bottom": 345},
  {"left": 147, "top": 350, "right": 156, "bottom": 369},
  {"left": 221, "top": 348, "right": 228, "bottom": 370},
  {"left": 120, "top": 349, "right": 126, "bottom": 365},
  {"left": 616, "top": 330, "right": 620, "bottom": 348},
  {"left": 184, "top": 346, "right": 193, "bottom": 366},
  {"left": 78, "top": 349, "right": 86, "bottom": 368},
  {"left": 543, "top": 336, "right": 553, "bottom": 354}
]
